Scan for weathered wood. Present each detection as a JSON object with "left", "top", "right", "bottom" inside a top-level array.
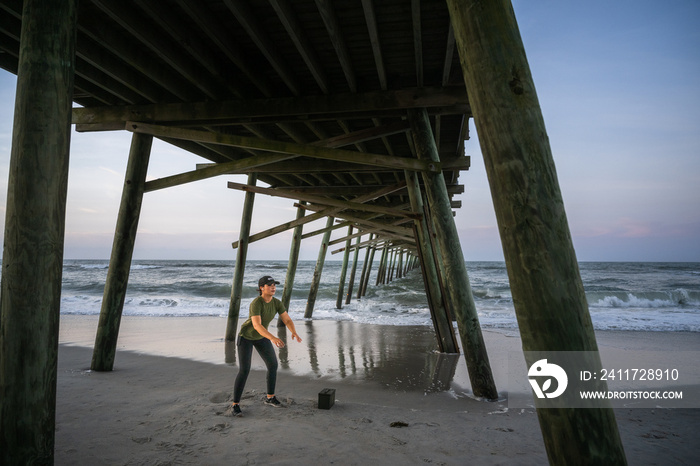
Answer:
[
  {"left": 361, "top": 244, "right": 378, "bottom": 296},
  {"left": 72, "top": 87, "right": 469, "bottom": 126},
  {"left": 225, "top": 173, "right": 257, "bottom": 341},
  {"left": 144, "top": 153, "right": 296, "bottom": 192},
  {"left": 231, "top": 183, "right": 407, "bottom": 249},
  {"left": 302, "top": 220, "right": 352, "bottom": 241},
  {"left": 376, "top": 244, "right": 389, "bottom": 285},
  {"left": 227, "top": 181, "right": 420, "bottom": 220},
  {"left": 328, "top": 227, "right": 369, "bottom": 246},
  {"left": 447, "top": 1, "right": 626, "bottom": 463},
  {"left": 409, "top": 107, "right": 497, "bottom": 400},
  {"left": 304, "top": 216, "right": 335, "bottom": 318},
  {"left": 92, "top": 132, "right": 153, "bottom": 372},
  {"left": 223, "top": 157, "right": 470, "bottom": 175},
  {"left": 129, "top": 122, "right": 439, "bottom": 174},
  {"left": 313, "top": 121, "right": 408, "bottom": 148},
  {"left": 315, "top": 0, "right": 356, "bottom": 90},
  {"left": 299, "top": 203, "right": 414, "bottom": 243},
  {"left": 0, "top": 1, "right": 77, "bottom": 462},
  {"left": 345, "top": 235, "right": 362, "bottom": 304},
  {"left": 225, "top": 0, "right": 300, "bottom": 96},
  {"left": 357, "top": 234, "right": 374, "bottom": 298},
  {"left": 361, "top": 0, "right": 387, "bottom": 89},
  {"left": 278, "top": 201, "right": 307, "bottom": 326},
  {"left": 396, "top": 250, "right": 404, "bottom": 279},
  {"left": 269, "top": 0, "right": 330, "bottom": 93},
  {"left": 405, "top": 170, "right": 459, "bottom": 353},
  {"left": 336, "top": 226, "right": 353, "bottom": 309},
  {"left": 387, "top": 249, "right": 396, "bottom": 282}
]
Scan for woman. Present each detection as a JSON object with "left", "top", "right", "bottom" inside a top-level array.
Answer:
[{"left": 227, "top": 275, "right": 302, "bottom": 417}]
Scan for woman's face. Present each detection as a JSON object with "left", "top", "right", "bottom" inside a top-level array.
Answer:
[{"left": 261, "top": 283, "right": 276, "bottom": 296}]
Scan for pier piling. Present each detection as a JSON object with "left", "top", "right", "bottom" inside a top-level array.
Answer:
[
  {"left": 447, "top": 0, "right": 626, "bottom": 461},
  {"left": 0, "top": 0, "right": 77, "bottom": 462},
  {"left": 226, "top": 173, "right": 257, "bottom": 341}
]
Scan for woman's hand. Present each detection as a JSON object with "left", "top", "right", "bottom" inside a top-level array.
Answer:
[
  {"left": 272, "top": 337, "right": 285, "bottom": 348},
  {"left": 291, "top": 332, "right": 302, "bottom": 343}
]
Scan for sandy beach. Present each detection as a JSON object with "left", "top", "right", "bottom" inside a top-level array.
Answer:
[{"left": 56, "top": 315, "right": 700, "bottom": 465}]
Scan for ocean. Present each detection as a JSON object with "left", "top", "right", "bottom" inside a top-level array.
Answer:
[{"left": 59, "top": 260, "right": 700, "bottom": 332}]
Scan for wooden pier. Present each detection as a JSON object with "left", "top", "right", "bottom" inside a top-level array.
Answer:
[{"left": 0, "top": 1, "right": 626, "bottom": 464}]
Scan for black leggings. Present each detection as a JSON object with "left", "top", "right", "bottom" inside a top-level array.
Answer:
[{"left": 233, "top": 335, "right": 278, "bottom": 403}]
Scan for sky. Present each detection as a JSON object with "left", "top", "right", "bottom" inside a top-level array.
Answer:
[{"left": 0, "top": 0, "right": 699, "bottom": 262}]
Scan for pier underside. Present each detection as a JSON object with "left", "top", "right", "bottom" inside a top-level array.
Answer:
[{"left": 0, "top": 1, "right": 627, "bottom": 464}]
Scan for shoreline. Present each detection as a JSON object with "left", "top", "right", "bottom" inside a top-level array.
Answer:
[
  {"left": 55, "top": 315, "right": 700, "bottom": 464},
  {"left": 59, "top": 315, "right": 700, "bottom": 396}
]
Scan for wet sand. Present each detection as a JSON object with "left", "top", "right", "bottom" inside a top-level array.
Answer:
[{"left": 56, "top": 315, "right": 700, "bottom": 464}]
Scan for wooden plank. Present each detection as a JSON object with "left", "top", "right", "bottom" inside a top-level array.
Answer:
[
  {"left": 128, "top": 122, "right": 439, "bottom": 173},
  {"left": 222, "top": 156, "right": 469, "bottom": 174},
  {"left": 71, "top": 86, "right": 469, "bottom": 125},
  {"left": 269, "top": 0, "right": 330, "bottom": 93},
  {"left": 224, "top": 0, "right": 300, "bottom": 96},
  {"left": 412, "top": 0, "right": 423, "bottom": 87},
  {"left": 361, "top": 0, "right": 387, "bottom": 90},
  {"left": 314, "top": 0, "right": 356, "bottom": 91},
  {"left": 90, "top": 0, "right": 222, "bottom": 99}
]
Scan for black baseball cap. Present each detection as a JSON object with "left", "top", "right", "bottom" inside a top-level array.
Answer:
[{"left": 258, "top": 275, "right": 280, "bottom": 287}]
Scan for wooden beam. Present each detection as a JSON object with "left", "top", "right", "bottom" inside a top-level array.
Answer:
[
  {"left": 361, "top": 0, "right": 387, "bottom": 90},
  {"left": 312, "top": 120, "right": 410, "bottom": 148},
  {"left": 231, "top": 182, "right": 407, "bottom": 249},
  {"left": 215, "top": 156, "right": 469, "bottom": 175},
  {"left": 412, "top": 0, "right": 423, "bottom": 87},
  {"left": 71, "top": 86, "right": 469, "bottom": 126},
  {"left": 227, "top": 181, "right": 420, "bottom": 219},
  {"left": 144, "top": 153, "right": 295, "bottom": 192},
  {"left": 269, "top": 0, "right": 330, "bottom": 94},
  {"left": 299, "top": 203, "right": 414, "bottom": 244},
  {"left": 133, "top": 0, "right": 246, "bottom": 98},
  {"left": 314, "top": 0, "right": 356, "bottom": 92},
  {"left": 224, "top": 0, "right": 300, "bottom": 96},
  {"left": 127, "top": 122, "right": 440, "bottom": 173},
  {"left": 174, "top": 0, "right": 273, "bottom": 97},
  {"left": 90, "top": 0, "right": 222, "bottom": 100}
]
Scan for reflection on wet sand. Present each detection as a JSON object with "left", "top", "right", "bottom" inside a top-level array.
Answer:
[
  {"left": 60, "top": 315, "right": 467, "bottom": 394},
  {"left": 270, "top": 320, "right": 461, "bottom": 393}
]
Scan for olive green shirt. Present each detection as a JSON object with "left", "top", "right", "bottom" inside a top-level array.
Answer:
[{"left": 239, "top": 296, "right": 286, "bottom": 340}]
